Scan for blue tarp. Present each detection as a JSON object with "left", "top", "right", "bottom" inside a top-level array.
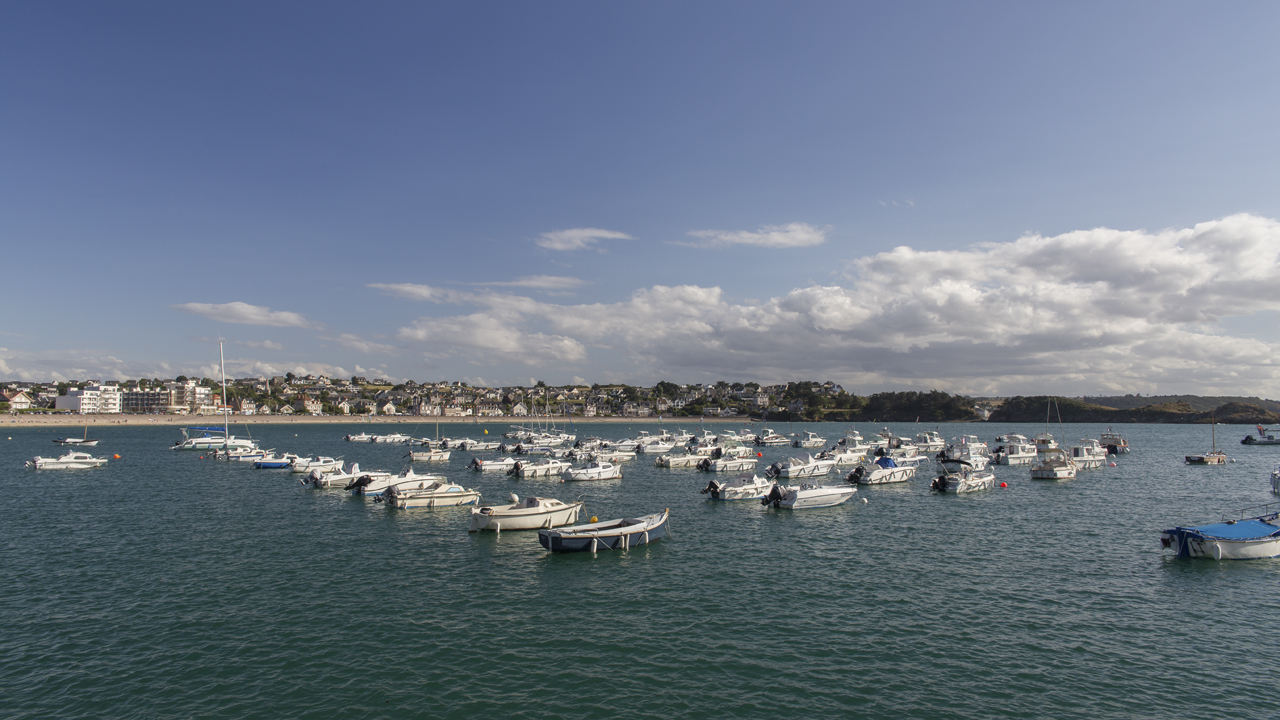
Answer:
[
  {"left": 875, "top": 456, "right": 897, "bottom": 469},
  {"left": 1182, "top": 519, "right": 1280, "bottom": 541}
]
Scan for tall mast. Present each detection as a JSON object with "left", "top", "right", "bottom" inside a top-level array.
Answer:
[{"left": 219, "top": 340, "right": 229, "bottom": 446}]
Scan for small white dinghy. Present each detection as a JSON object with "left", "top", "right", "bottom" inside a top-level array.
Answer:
[
  {"left": 761, "top": 483, "right": 857, "bottom": 509},
  {"left": 538, "top": 509, "right": 670, "bottom": 552},
  {"left": 701, "top": 474, "right": 774, "bottom": 501},
  {"left": 26, "top": 451, "right": 109, "bottom": 469},
  {"left": 469, "top": 493, "right": 585, "bottom": 533},
  {"left": 561, "top": 461, "right": 623, "bottom": 482}
]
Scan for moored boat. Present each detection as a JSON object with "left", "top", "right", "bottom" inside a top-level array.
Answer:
[
  {"left": 469, "top": 494, "right": 585, "bottom": 532},
  {"left": 1069, "top": 439, "right": 1108, "bottom": 470},
  {"left": 1099, "top": 429, "right": 1129, "bottom": 454},
  {"left": 538, "top": 510, "right": 669, "bottom": 552},
  {"left": 1162, "top": 502, "right": 1280, "bottom": 560},
  {"left": 700, "top": 474, "right": 774, "bottom": 500},
  {"left": 25, "top": 451, "right": 109, "bottom": 469},
  {"left": 468, "top": 456, "right": 519, "bottom": 472},
  {"left": 764, "top": 454, "right": 837, "bottom": 479},
  {"left": 696, "top": 456, "right": 758, "bottom": 473},
  {"left": 930, "top": 459, "right": 996, "bottom": 493},
  {"left": 653, "top": 451, "right": 704, "bottom": 468},
  {"left": 1030, "top": 447, "right": 1078, "bottom": 480},
  {"left": 846, "top": 456, "right": 917, "bottom": 485},
  {"left": 1241, "top": 425, "right": 1280, "bottom": 446},
  {"left": 561, "top": 461, "right": 623, "bottom": 482},
  {"left": 407, "top": 448, "right": 451, "bottom": 461},
  {"left": 761, "top": 483, "right": 857, "bottom": 509},
  {"left": 290, "top": 456, "right": 342, "bottom": 474},
  {"left": 792, "top": 431, "right": 826, "bottom": 448},
  {"left": 378, "top": 478, "right": 481, "bottom": 509},
  {"left": 1186, "top": 420, "right": 1227, "bottom": 465},
  {"left": 509, "top": 458, "right": 572, "bottom": 478}
]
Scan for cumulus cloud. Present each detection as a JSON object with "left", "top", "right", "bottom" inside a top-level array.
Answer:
[
  {"left": 173, "top": 302, "right": 316, "bottom": 328},
  {"left": 536, "top": 227, "right": 633, "bottom": 251},
  {"left": 683, "top": 222, "right": 829, "bottom": 249},
  {"left": 327, "top": 333, "right": 398, "bottom": 354},
  {"left": 387, "top": 214, "right": 1280, "bottom": 395},
  {"left": 368, "top": 283, "right": 466, "bottom": 303}
]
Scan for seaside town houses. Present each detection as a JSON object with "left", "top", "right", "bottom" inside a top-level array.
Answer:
[{"left": 2, "top": 376, "right": 872, "bottom": 420}]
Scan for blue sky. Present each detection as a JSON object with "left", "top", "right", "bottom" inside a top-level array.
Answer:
[{"left": 4, "top": 2, "right": 1280, "bottom": 396}]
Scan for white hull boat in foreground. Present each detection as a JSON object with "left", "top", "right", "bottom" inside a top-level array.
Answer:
[
  {"left": 931, "top": 460, "right": 996, "bottom": 493},
  {"left": 696, "top": 456, "right": 758, "bottom": 473},
  {"left": 538, "top": 510, "right": 669, "bottom": 553},
  {"left": 1162, "top": 502, "right": 1280, "bottom": 560},
  {"left": 762, "top": 483, "right": 857, "bottom": 509},
  {"left": 846, "top": 458, "right": 917, "bottom": 485},
  {"left": 765, "top": 454, "right": 837, "bottom": 479},
  {"left": 701, "top": 474, "right": 774, "bottom": 501},
  {"left": 378, "top": 478, "right": 481, "bottom": 509},
  {"left": 469, "top": 494, "right": 584, "bottom": 532},
  {"left": 561, "top": 461, "right": 623, "bottom": 482},
  {"left": 26, "top": 452, "right": 109, "bottom": 469}
]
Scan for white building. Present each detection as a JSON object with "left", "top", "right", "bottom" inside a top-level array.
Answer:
[
  {"left": 55, "top": 384, "right": 124, "bottom": 414},
  {"left": 166, "top": 380, "right": 215, "bottom": 414}
]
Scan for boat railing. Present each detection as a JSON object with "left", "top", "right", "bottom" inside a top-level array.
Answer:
[{"left": 1221, "top": 501, "right": 1280, "bottom": 524}]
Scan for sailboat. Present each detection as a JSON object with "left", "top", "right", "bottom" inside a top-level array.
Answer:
[
  {"left": 1186, "top": 412, "right": 1228, "bottom": 465},
  {"left": 54, "top": 419, "right": 100, "bottom": 446},
  {"left": 174, "top": 342, "right": 255, "bottom": 451}
]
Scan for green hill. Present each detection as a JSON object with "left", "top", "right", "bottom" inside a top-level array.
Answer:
[
  {"left": 990, "top": 396, "right": 1280, "bottom": 424},
  {"left": 1080, "top": 394, "right": 1280, "bottom": 413}
]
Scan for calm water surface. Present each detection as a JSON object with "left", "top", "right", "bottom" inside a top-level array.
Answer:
[{"left": 3, "top": 421, "right": 1279, "bottom": 719}]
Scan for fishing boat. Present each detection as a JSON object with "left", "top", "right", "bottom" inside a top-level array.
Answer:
[
  {"left": 290, "top": 456, "right": 342, "bottom": 474},
  {"left": 407, "top": 448, "right": 451, "bottom": 461},
  {"left": 537, "top": 509, "right": 669, "bottom": 552},
  {"left": 1161, "top": 502, "right": 1280, "bottom": 560},
  {"left": 305, "top": 463, "right": 390, "bottom": 489},
  {"left": 764, "top": 454, "right": 837, "bottom": 479},
  {"left": 937, "top": 435, "right": 992, "bottom": 471},
  {"left": 1186, "top": 417, "right": 1227, "bottom": 465},
  {"left": 754, "top": 429, "right": 790, "bottom": 446},
  {"left": 1241, "top": 425, "right": 1280, "bottom": 446},
  {"left": 468, "top": 494, "right": 585, "bottom": 533},
  {"left": 561, "top": 461, "right": 623, "bottom": 482},
  {"left": 695, "top": 456, "right": 758, "bottom": 473},
  {"left": 372, "top": 433, "right": 412, "bottom": 444},
  {"left": 1030, "top": 447, "right": 1078, "bottom": 480},
  {"left": 913, "top": 430, "right": 946, "bottom": 453},
  {"left": 25, "top": 451, "right": 109, "bottom": 469},
  {"left": 212, "top": 446, "right": 267, "bottom": 462},
  {"left": 653, "top": 451, "right": 705, "bottom": 468},
  {"left": 761, "top": 483, "right": 857, "bottom": 509},
  {"left": 1100, "top": 429, "right": 1130, "bottom": 454},
  {"left": 53, "top": 421, "right": 100, "bottom": 447},
  {"left": 1069, "top": 439, "right": 1109, "bottom": 469},
  {"left": 930, "top": 459, "right": 996, "bottom": 493},
  {"left": 377, "top": 478, "right": 481, "bottom": 509},
  {"left": 700, "top": 474, "right": 774, "bottom": 500},
  {"left": 846, "top": 456, "right": 917, "bottom": 485},
  {"left": 455, "top": 439, "right": 500, "bottom": 451},
  {"left": 344, "top": 432, "right": 374, "bottom": 442},
  {"left": 792, "top": 431, "right": 826, "bottom": 448},
  {"left": 348, "top": 467, "right": 442, "bottom": 497},
  {"left": 992, "top": 434, "right": 1037, "bottom": 466}
]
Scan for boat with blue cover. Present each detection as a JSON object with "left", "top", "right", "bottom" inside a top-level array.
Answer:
[
  {"left": 1161, "top": 502, "right": 1280, "bottom": 560},
  {"left": 538, "top": 509, "right": 669, "bottom": 552}
]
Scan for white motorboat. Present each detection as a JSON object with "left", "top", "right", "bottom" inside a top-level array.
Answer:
[
  {"left": 538, "top": 509, "right": 669, "bottom": 552},
  {"left": 913, "top": 430, "right": 946, "bottom": 453},
  {"left": 938, "top": 435, "right": 992, "bottom": 470},
  {"left": 930, "top": 460, "right": 997, "bottom": 493},
  {"left": 212, "top": 446, "right": 267, "bottom": 462},
  {"left": 792, "top": 431, "right": 826, "bottom": 448},
  {"left": 254, "top": 452, "right": 301, "bottom": 469},
  {"left": 588, "top": 450, "right": 636, "bottom": 463},
  {"left": 635, "top": 440, "right": 675, "bottom": 454},
  {"left": 762, "top": 483, "right": 857, "bottom": 509},
  {"left": 290, "top": 456, "right": 342, "bottom": 474},
  {"left": 349, "top": 468, "right": 444, "bottom": 497},
  {"left": 455, "top": 439, "right": 500, "bottom": 451},
  {"left": 378, "top": 478, "right": 481, "bottom": 509},
  {"left": 604, "top": 439, "right": 641, "bottom": 453},
  {"left": 26, "top": 451, "right": 109, "bottom": 469},
  {"left": 468, "top": 456, "right": 519, "bottom": 472},
  {"left": 510, "top": 458, "right": 572, "bottom": 478},
  {"left": 54, "top": 422, "right": 99, "bottom": 447},
  {"left": 561, "top": 461, "right": 623, "bottom": 482},
  {"left": 372, "top": 433, "right": 412, "bottom": 444},
  {"left": 765, "top": 454, "right": 837, "bottom": 479},
  {"left": 344, "top": 432, "right": 374, "bottom": 442},
  {"left": 875, "top": 428, "right": 920, "bottom": 457},
  {"left": 407, "top": 448, "right": 451, "bottom": 462},
  {"left": 700, "top": 474, "right": 774, "bottom": 501},
  {"left": 305, "top": 462, "right": 390, "bottom": 489},
  {"left": 754, "top": 429, "right": 790, "bottom": 446},
  {"left": 1069, "top": 439, "right": 1108, "bottom": 469},
  {"left": 837, "top": 430, "right": 871, "bottom": 455},
  {"left": 815, "top": 447, "right": 864, "bottom": 466},
  {"left": 1033, "top": 432, "right": 1058, "bottom": 453},
  {"left": 468, "top": 494, "right": 585, "bottom": 532},
  {"left": 846, "top": 457, "right": 917, "bottom": 485},
  {"left": 992, "top": 434, "right": 1037, "bottom": 466},
  {"left": 1030, "top": 447, "right": 1078, "bottom": 480},
  {"left": 653, "top": 451, "right": 704, "bottom": 468},
  {"left": 696, "top": 456, "right": 758, "bottom": 472},
  {"left": 1162, "top": 502, "right": 1280, "bottom": 560}
]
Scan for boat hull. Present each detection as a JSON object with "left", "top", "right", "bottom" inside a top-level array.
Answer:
[
  {"left": 388, "top": 490, "right": 481, "bottom": 509},
  {"left": 849, "top": 465, "right": 916, "bottom": 485},
  {"left": 469, "top": 502, "right": 584, "bottom": 532},
  {"left": 538, "top": 511, "right": 669, "bottom": 552},
  {"left": 1162, "top": 518, "right": 1280, "bottom": 560}
]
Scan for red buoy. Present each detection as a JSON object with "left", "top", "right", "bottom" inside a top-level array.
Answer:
[
  {"left": 113, "top": 454, "right": 121, "bottom": 459},
  {"left": 999, "top": 482, "right": 1007, "bottom": 488}
]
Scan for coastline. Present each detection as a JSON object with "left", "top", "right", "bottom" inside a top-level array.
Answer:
[{"left": 3, "top": 413, "right": 757, "bottom": 427}]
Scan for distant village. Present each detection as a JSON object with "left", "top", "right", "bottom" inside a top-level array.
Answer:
[{"left": 0, "top": 375, "right": 906, "bottom": 420}]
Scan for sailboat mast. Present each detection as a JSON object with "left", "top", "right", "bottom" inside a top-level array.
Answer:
[{"left": 219, "top": 340, "right": 229, "bottom": 447}]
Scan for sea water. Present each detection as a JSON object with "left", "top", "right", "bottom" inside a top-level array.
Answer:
[{"left": 2, "top": 421, "right": 1278, "bottom": 719}]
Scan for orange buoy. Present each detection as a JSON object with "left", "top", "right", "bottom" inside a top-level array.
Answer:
[
  {"left": 757, "top": 452, "right": 762, "bottom": 457},
  {"left": 999, "top": 482, "right": 1007, "bottom": 488},
  {"left": 113, "top": 454, "right": 121, "bottom": 459}
]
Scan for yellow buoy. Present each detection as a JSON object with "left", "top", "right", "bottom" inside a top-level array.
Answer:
[{"left": 590, "top": 516, "right": 598, "bottom": 523}]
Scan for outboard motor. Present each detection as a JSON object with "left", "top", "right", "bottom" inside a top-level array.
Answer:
[
  {"left": 468, "top": 457, "right": 483, "bottom": 470},
  {"left": 307, "top": 468, "right": 323, "bottom": 486},
  {"left": 700, "top": 479, "right": 721, "bottom": 499},
  {"left": 931, "top": 474, "right": 948, "bottom": 493},
  {"left": 761, "top": 484, "right": 785, "bottom": 507},
  {"left": 696, "top": 458, "right": 712, "bottom": 472},
  {"left": 507, "top": 462, "right": 523, "bottom": 477},
  {"left": 346, "top": 474, "right": 373, "bottom": 493},
  {"left": 711, "top": 447, "right": 723, "bottom": 460},
  {"left": 847, "top": 466, "right": 866, "bottom": 485},
  {"left": 765, "top": 462, "right": 782, "bottom": 479}
]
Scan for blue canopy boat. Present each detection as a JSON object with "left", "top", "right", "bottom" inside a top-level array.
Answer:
[
  {"left": 538, "top": 509, "right": 669, "bottom": 552},
  {"left": 1162, "top": 502, "right": 1280, "bottom": 560}
]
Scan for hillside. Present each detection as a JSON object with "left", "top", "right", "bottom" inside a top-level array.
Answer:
[
  {"left": 990, "top": 396, "right": 1280, "bottom": 424},
  {"left": 1080, "top": 394, "right": 1280, "bottom": 413}
]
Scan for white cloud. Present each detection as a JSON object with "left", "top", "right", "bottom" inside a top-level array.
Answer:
[
  {"left": 327, "top": 333, "right": 398, "bottom": 354},
  {"left": 172, "top": 302, "right": 316, "bottom": 329},
  {"left": 368, "top": 283, "right": 465, "bottom": 302},
  {"left": 235, "top": 340, "right": 284, "bottom": 350},
  {"left": 683, "top": 222, "right": 829, "bottom": 249},
  {"left": 386, "top": 214, "right": 1280, "bottom": 395},
  {"left": 476, "top": 275, "right": 590, "bottom": 291},
  {"left": 536, "top": 227, "right": 633, "bottom": 251}
]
